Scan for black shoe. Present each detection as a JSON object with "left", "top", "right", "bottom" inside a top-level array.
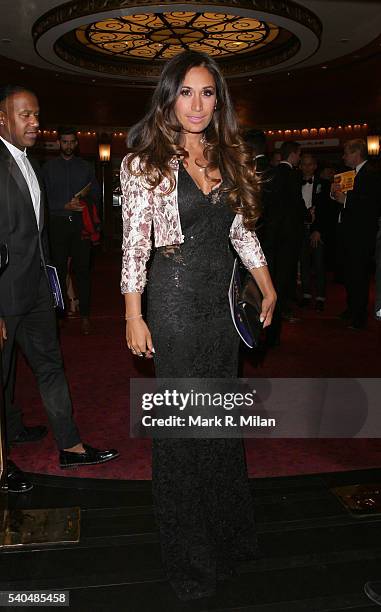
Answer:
[
  {"left": 364, "top": 581, "right": 381, "bottom": 606},
  {"left": 59, "top": 444, "right": 119, "bottom": 469},
  {"left": 11, "top": 425, "right": 48, "bottom": 445},
  {"left": 7, "top": 460, "right": 33, "bottom": 493},
  {"left": 315, "top": 301, "right": 325, "bottom": 312}
]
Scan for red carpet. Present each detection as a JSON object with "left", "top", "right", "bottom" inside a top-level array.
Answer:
[{"left": 11, "top": 251, "right": 381, "bottom": 479}]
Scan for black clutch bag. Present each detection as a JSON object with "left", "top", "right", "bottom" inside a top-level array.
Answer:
[{"left": 229, "top": 259, "right": 263, "bottom": 348}]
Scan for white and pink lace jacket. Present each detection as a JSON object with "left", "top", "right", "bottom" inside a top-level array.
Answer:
[{"left": 120, "top": 155, "right": 267, "bottom": 294}]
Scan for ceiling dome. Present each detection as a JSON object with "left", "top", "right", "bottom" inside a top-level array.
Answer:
[{"left": 32, "top": 0, "right": 322, "bottom": 80}]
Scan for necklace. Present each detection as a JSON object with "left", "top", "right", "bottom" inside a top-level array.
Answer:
[{"left": 206, "top": 187, "right": 222, "bottom": 206}]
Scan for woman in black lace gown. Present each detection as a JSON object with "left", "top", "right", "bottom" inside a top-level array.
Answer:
[{"left": 121, "top": 51, "right": 276, "bottom": 601}]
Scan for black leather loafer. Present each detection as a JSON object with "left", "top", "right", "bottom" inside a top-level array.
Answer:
[
  {"left": 11, "top": 425, "right": 48, "bottom": 445},
  {"left": 7, "top": 460, "right": 33, "bottom": 493},
  {"left": 59, "top": 444, "right": 119, "bottom": 469},
  {"left": 364, "top": 581, "right": 381, "bottom": 605}
]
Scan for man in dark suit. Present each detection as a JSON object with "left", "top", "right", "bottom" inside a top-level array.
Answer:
[
  {"left": 332, "top": 139, "right": 381, "bottom": 329},
  {"left": 260, "top": 141, "right": 305, "bottom": 344},
  {"left": 299, "top": 154, "right": 332, "bottom": 311},
  {"left": 42, "top": 127, "right": 101, "bottom": 335},
  {"left": 0, "top": 85, "right": 118, "bottom": 492}
]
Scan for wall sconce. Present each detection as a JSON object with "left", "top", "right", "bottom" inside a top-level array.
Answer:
[
  {"left": 98, "top": 143, "right": 111, "bottom": 162},
  {"left": 367, "top": 135, "right": 380, "bottom": 156},
  {"left": 98, "top": 141, "right": 111, "bottom": 226}
]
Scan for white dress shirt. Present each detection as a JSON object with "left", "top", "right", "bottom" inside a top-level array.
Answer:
[
  {"left": 302, "top": 177, "right": 314, "bottom": 209},
  {"left": 355, "top": 160, "right": 367, "bottom": 174},
  {"left": 0, "top": 135, "right": 40, "bottom": 228}
]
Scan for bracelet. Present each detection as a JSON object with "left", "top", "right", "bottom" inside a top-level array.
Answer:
[{"left": 125, "top": 314, "right": 143, "bottom": 321}]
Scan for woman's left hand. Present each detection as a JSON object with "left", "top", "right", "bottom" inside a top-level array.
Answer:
[
  {"left": 249, "top": 265, "right": 277, "bottom": 328},
  {"left": 259, "top": 292, "right": 277, "bottom": 328}
]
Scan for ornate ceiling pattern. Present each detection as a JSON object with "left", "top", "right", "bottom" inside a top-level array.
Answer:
[
  {"left": 75, "top": 13, "right": 279, "bottom": 60},
  {"left": 32, "top": 0, "right": 322, "bottom": 80}
]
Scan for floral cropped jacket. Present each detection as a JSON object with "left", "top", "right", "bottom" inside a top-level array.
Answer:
[{"left": 120, "top": 155, "right": 267, "bottom": 294}]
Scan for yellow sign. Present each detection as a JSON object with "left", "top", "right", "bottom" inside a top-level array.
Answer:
[{"left": 333, "top": 170, "right": 356, "bottom": 193}]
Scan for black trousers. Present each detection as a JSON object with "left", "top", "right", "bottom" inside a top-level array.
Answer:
[
  {"left": 342, "top": 236, "right": 375, "bottom": 325},
  {"left": 260, "top": 226, "right": 302, "bottom": 343},
  {"left": 49, "top": 215, "right": 92, "bottom": 316},
  {"left": 300, "top": 225, "right": 326, "bottom": 299},
  {"left": 2, "top": 272, "right": 81, "bottom": 449}
]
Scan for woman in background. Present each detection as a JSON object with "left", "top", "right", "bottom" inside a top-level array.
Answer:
[{"left": 121, "top": 50, "right": 276, "bottom": 601}]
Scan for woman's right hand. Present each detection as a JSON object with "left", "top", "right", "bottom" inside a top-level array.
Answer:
[{"left": 126, "top": 318, "right": 155, "bottom": 358}]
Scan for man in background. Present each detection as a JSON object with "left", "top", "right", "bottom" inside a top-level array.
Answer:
[
  {"left": 269, "top": 150, "right": 282, "bottom": 167},
  {"left": 332, "top": 139, "right": 381, "bottom": 329},
  {"left": 42, "top": 127, "right": 100, "bottom": 335},
  {"left": 299, "top": 153, "right": 331, "bottom": 311}
]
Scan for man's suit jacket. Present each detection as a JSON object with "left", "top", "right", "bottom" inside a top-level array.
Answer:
[
  {"left": 259, "top": 162, "right": 306, "bottom": 253},
  {"left": 341, "top": 161, "right": 381, "bottom": 249},
  {"left": 0, "top": 139, "right": 50, "bottom": 317}
]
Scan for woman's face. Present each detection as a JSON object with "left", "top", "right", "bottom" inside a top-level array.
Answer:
[{"left": 174, "top": 66, "right": 216, "bottom": 135}]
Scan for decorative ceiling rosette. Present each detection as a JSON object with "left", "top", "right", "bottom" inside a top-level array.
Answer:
[{"left": 33, "top": 1, "right": 322, "bottom": 80}]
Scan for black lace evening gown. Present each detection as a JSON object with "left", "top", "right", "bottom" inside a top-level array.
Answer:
[{"left": 147, "top": 164, "right": 258, "bottom": 600}]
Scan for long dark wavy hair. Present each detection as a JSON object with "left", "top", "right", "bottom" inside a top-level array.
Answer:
[{"left": 127, "top": 50, "right": 261, "bottom": 229}]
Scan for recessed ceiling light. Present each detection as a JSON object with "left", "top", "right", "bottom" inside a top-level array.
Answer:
[
  {"left": 20, "top": 66, "right": 25, "bottom": 70},
  {"left": 248, "top": 78, "right": 253, "bottom": 82},
  {"left": 321, "top": 65, "right": 328, "bottom": 69}
]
